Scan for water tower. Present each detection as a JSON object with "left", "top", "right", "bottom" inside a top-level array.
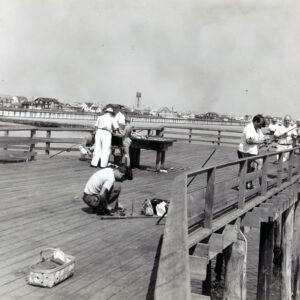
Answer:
[{"left": 136, "top": 92, "right": 142, "bottom": 109}]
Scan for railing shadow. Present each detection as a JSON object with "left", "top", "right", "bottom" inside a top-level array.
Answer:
[{"left": 146, "top": 235, "right": 163, "bottom": 300}]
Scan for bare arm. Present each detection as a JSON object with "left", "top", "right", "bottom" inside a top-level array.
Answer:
[{"left": 99, "top": 186, "right": 110, "bottom": 210}]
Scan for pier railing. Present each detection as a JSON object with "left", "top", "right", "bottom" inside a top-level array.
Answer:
[
  {"left": 155, "top": 146, "right": 300, "bottom": 299},
  {"left": 160, "top": 125, "right": 242, "bottom": 146},
  {"left": 0, "top": 125, "right": 242, "bottom": 156}
]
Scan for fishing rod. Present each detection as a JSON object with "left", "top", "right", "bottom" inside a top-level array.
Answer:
[
  {"left": 49, "top": 143, "right": 79, "bottom": 158},
  {"left": 187, "top": 148, "right": 217, "bottom": 187},
  {"left": 259, "top": 125, "right": 298, "bottom": 150}
]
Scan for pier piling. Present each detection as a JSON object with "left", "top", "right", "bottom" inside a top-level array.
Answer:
[{"left": 223, "top": 231, "right": 247, "bottom": 300}]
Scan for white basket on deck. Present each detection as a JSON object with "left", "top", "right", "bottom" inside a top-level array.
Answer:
[{"left": 28, "top": 248, "right": 75, "bottom": 288}]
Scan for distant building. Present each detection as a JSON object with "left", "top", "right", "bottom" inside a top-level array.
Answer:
[
  {"left": 80, "top": 102, "right": 102, "bottom": 113},
  {"left": 62, "top": 103, "right": 83, "bottom": 112},
  {"left": 80, "top": 102, "right": 94, "bottom": 112},
  {"left": 0, "top": 94, "right": 16, "bottom": 108},
  {"left": 157, "top": 106, "right": 178, "bottom": 118},
  {"left": 204, "top": 112, "right": 219, "bottom": 120},
  {"left": 150, "top": 109, "right": 158, "bottom": 116},
  {"left": 32, "top": 97, "right": 63, "bottom": 110}
]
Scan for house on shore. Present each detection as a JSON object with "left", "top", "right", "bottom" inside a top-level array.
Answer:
[
  {"left": 157, "top": 106, "right": 178, "bottom": 118},
  {"left": 0, "top": 94, "right": 28, "bottom": 108}
]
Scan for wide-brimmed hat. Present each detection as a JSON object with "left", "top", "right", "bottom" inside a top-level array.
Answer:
[{"left": 104, "top": 107, "right": 114, "bottom": 114}]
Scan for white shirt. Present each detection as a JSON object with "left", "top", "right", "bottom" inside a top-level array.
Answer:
[
  {"left": 274, "top": 124, "right": 297, "bottom": 145},
  {"left": 95, "top": 113, "right": 119, "bottom": 132},
  {"left": 268, "top": 123, "right": 278, "bottom": 134},
  {"left": 115, "top": 111, "right": 126, "bottom": 127},
  {"left": 238, "top": 122, "right": 264, "bottom": 155},
  {"left": 84, "top": 168, "right": 115, "bottom": 195}
]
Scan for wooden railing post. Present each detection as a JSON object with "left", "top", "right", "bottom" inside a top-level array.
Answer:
[
  {"left": 261, "top": 156, "right": 269, "bottom": 196},
  {"left": 204, "top": 167, "right": 216, "bottom": 228},
  {"left": 217, "top": 130, "right": 221, "bottom": 146},
  {"left": 238, "top": 160, "right": 247, "bottom": 209},
  {"left": 277, "top": 153, "right": 283, "bottom": 187},
  {"left": 297, "top": 148, "right": 300, "bottom": 175},
  {"left": 155, "top": 175, "right": 191, "bottom": 300},
  {"left": 288, "top": 149, "right": 294, "bottom": 181},
  {"left": 3, "top": 130, "right": 9, "bottom": 150},
  {"left": 45, "top": 130, "right": 51, "bottom": 155},
  {"left": 189, "top": 128, "right": 192, "bottom": 144},
  {"left": 29, "top": 129, "right": 36, "bottom": 161}
]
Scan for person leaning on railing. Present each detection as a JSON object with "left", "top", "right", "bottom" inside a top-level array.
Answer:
[
  {"left": 273, "top": 114, "right": 298, "bottom": 163},
  {"left": 237, "top": 114, "right": 269, "bottom": 190}
]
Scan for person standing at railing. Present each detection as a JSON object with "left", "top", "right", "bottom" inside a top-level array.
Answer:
[
  {"left": 273, "top": 114, "right": 298, "bottom": 162},
  {"left": 268, "top": 117, "right": 279, "bottom": 136},
  {"left": 91, "top": 106, "right": 120, "bottom": 168},
  {"left": 114, "top": 105, "right": 132, "bottom": 169},
  {"left": 120, "top": 117, "right": 132, "bottom": 168},
  {"left": 115, "top": 105, "right": 126, "bottom": 127},
  {"left": 237, "top": 114, "right": 268, "bottom": 189}
]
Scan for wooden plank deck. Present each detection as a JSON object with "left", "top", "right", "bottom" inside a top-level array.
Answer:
[{"left": 0, "top": 143, "right": 243, "bottom": 300}]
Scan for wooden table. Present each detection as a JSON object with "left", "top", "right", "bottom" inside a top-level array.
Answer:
[{"left": 130, "top": 136, "right": 176, "bottom": 171}]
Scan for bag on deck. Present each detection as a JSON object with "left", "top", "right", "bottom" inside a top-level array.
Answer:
[{"left": 141, "top": 199, "right": 154, "bottom": 216}]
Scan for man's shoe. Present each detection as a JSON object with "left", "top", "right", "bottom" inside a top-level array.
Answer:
[{"left": 96, "top": 208, "right": 115, "bottom": 216}]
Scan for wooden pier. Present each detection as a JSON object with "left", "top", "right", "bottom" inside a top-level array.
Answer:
[
  {"left": 0, "top": 139, "right": 227, "bottom": 300},
  {"left": 1, "top": 125, "right": 300, "bottom": 299}
]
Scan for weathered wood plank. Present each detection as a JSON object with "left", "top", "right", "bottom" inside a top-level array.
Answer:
[
  {"left": 189, "top": 255, "right": 208, "bottom": 281},
  {"left": 155, "top": 175, "right": 191, "bottom": 300}
]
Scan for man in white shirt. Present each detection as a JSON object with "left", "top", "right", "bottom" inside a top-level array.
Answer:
[
  {"left": 237, "top": 114, "right": 267, "bottom": 189},
  {"left": 274, "top": 114, "right": 298, "bottom": 162},
  {"left": 268, "top": 117, "right": 278, "bottom": 135},
  {"left": 115, "top": 105, "right": 126, "bottom": 128},
  {"left": 82, "top": 166, "right": 131, "bottom": 215},
  {"left": 91, "top": 106, "right": 119, "bottom": 168},
  {"left": 113, "top": 106, "right": 132, "bottom": 168}
]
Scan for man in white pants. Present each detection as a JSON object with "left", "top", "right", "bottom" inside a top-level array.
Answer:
[
  {"left": 91, "top": 107, "right": 119, "bottom": 168},
  {"left": 274, "top": 114, "right": 297, "bottom": 162}
]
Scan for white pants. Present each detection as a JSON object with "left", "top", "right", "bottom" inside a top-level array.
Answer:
[
  {"left": 276, "top": 144, "right": 292, "bottom": 162},
  {"left": 91, "top": 130, "right": 112, "bottom": 167}
]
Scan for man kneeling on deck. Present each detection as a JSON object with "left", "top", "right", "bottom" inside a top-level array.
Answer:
[{"left": 82, "top": 166, "right": 132, "bottom": 215}]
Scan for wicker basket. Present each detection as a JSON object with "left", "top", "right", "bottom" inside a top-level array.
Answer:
[{"left": 28, "top": 248, "right": 75, "bottom": 288}]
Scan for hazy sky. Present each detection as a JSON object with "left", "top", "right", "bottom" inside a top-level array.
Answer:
[{"left": 0, "top": 0, "right": 300, "bottom": 117}]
